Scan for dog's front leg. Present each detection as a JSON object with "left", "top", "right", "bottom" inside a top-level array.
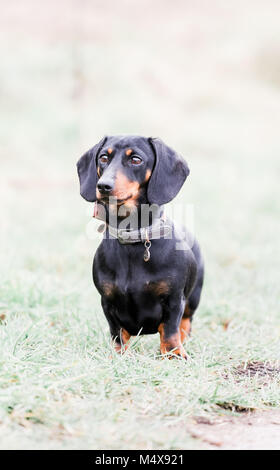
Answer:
[
  {"left": 101, "top": 297, "right": 131, "bottom": 353},
  {"left": 112, "top": 328, "right": 131, "bottom": 353},
  {"left": 158, "top": 296, "right": 187, "bottom": 360}
]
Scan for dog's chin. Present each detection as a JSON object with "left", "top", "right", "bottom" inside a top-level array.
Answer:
[{"left": 97, "top": 194, "right": 132, "bottom": 206}]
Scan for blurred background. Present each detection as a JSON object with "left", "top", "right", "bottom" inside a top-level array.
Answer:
[{"left": 0, "top": 0, "right": 280, "bottom": 449}]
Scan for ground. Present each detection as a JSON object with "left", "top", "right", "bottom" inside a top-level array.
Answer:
[
  {"left": 0, "top": 0, "right": 280, "bottom": 450},
  {"left": 190, "top": 410, "right": 280, "bottom": 450}
]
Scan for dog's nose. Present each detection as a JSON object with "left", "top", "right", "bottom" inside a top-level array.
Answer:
[{"left": 97, "top": 181, "right": 113, "bottom": 195}]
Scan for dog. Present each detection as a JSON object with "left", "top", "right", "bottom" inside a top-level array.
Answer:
[{"left": 77, "top": 135, "right": 204, "bottom": 359}]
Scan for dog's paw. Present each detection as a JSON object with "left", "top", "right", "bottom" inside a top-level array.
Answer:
[{"left": 160, "top": 346, "right": 188, "bottom": 361}]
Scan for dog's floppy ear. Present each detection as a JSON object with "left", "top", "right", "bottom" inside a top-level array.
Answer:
[
  {"left": 147, "top": 138, "right": 190, "bottom": 205},
  {"left": 77, "top": 136, "right": 107, "bottom": 202}
]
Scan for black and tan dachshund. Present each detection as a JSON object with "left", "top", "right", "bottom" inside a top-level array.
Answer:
[{"left": 77, "top": 135, "right": 204, "bottom": 359}]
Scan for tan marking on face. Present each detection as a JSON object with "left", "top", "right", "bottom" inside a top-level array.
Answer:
[
  {"left": 113, "top": 171, "right": 140, "bottom": 207},
  {"left": 96, "top": 188, "right": 101, "bottom": 199},
  {"left": 125, "top": 148, "right": 133, "bottom": 156},
  {"left": 107, "top": 148, "right": 113, "bottom": 154},
  {"left": 97, "top": 167, "right": 101, "bottom": 177},
  {"left": 145, "top": 169, "right": 151, "bottom": 182},
  {"left": 158, "top": 323, "right": 187, "bottom": 359},
  {"left": 121, "top": 198, "right": 138, "bottom": 211}
]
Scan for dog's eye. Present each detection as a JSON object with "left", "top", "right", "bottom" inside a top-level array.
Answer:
[
  {"left": 130, "top": 155, "right": 142, "bottom": 165},
  {"left": 99, "top": 155, "right": 109, "bottom": 163}
]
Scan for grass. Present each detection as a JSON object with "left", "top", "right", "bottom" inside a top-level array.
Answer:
[{"left": 0, "top": 0, "right": 280, "bottom": 449}]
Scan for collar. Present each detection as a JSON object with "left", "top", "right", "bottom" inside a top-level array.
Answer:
[
  {"left": 107, "top": 217, "right": 172, "bottom": 244},
  {"left": 93, "top": 202, "right": 172, "bottom": 245}
]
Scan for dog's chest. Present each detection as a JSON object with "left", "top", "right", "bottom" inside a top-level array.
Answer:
[
  {"left": 96, "top": 245, "right": 170, "bottom": 301},
  {"left": 93, "top": 239, "right": 178, "bottom": 334},
  {"left": 95, "top": 255, "right": 169, "bottom": 334},
  {"left": 99, "top": 275, "right": 167, "bottom": 331}
]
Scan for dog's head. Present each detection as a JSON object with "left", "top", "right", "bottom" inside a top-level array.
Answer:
[{"left": 77, "top": 135, "right": 189, "bottom": 207}]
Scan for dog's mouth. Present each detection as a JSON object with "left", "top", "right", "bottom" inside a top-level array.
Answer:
[{"left": 97, "top": 194, "right": 133, "bottom": 205}]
